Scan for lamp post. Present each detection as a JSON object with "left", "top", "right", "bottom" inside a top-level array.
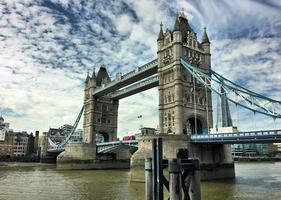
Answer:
[{"left": 138, "top": 115, "right": 143, "bottom": 129}]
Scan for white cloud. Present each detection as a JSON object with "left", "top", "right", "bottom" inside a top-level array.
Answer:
[{"left": 0, "top": 0, "right": 280, "bottom": 137}]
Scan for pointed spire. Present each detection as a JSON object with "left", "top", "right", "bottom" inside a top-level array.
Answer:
[
  {"left": 85, "top": 70, "right": 90, "bottom": 83},
  {"left": 202, "top": 26, "right": 210, "bottom": 44},
  {"left": 157, "top": 22, "right": 164, "bottom": 41},
  {"left": 173, "top": 14, "right": 180, "bottom": 32},
  {"left": 92, "top": 66, "right": 96, "bottom": 78}
]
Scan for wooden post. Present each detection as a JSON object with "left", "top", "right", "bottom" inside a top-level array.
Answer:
[
  {"left": 145, "top": 158, "right": 153, "bottom": 200},
  {"left": 152, "top": 139, "right": 157, "bottom": 200},
  {"left": 169, "top": 159, "right": 181, "bottom": 200},
  {"left": 156, "top": 138, "right": 163, "bottom": 200},
  {"left": 190, "top": 159, "right": 201, "bottom": 200}
]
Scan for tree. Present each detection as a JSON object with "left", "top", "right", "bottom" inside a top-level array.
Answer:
[{"left": 26, "top": 133, "right": 35, "bottom": 156}]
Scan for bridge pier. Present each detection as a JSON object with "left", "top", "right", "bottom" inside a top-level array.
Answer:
[
  {"left": 40, "top": 151, "right": 60, "bottom": 163},
  {"left": 130, "top": 134, "right": 235, "bottom": 182},
  {"left": 56, "top": 143, "right": 96, "bottom": 169},
  {"left": 56, "top": 143, "right": 133, "bottom": 169}
]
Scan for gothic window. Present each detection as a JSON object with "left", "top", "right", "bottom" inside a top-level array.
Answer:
[
  {"left": 102, "top": 118, "right": 106, "bottom": 123},
  {"left": 168, "top": 113, "right": 171, "bottom": 126},
  {"left": 107, "top": 119, "right": 110, "bottom": 124},
  {"left": 165, "top": 38, "right": 170, "bottom": 44},
  {"left": 165, "top": 50, "right": 168, "bottom": 56},
  {"left": 168, "top": 92, "right": 171, "bottom": 102},
  {"left": 185, "top": 49, "right": 189, "bottom": 58}
]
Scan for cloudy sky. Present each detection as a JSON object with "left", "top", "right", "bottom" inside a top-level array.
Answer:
[{"left": 0, "top": 0, "right": 281, "bottom": 137}]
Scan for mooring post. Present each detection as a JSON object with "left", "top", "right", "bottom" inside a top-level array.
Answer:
[
  {"left": 145, "top": 158, "right": 153, "bottom": 200},
  {"left": 156, "top": 138, "right": 163, "bottom": 200},
  {"left": 152, "top": 139, "right": 157, "bottom": 200},
  {"left": 190, "top": 159, "right": 201, "bottom": 200},
  {"left": 169, "top": 159, "right": 181, "bottom": 200}
]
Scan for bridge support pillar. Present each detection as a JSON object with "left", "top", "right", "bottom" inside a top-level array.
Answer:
[
  {"left": 56, "top": 143, "right": 96, "bottom": 169},
  {"left": 130, "top": 134, "right": 235, "bottom": 182}
]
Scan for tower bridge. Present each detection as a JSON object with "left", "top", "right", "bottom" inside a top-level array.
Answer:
[{"left": 46, "top": 12, "right": 281, "bottom": 180}]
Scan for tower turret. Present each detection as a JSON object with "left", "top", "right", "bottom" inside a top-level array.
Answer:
[
  {"left": 201, "top": 27, "right": 211, "bottom": 68},
  {"left": 157, "top": 23, "right": 164, "bottom": 51},
  {"left": 96, "top": 65, "right": 111, "bottom": 86},
  {"left": 173, "top": 16, "right": 180, "bottom": 32},
  {"left": 92, "top": 67, "right": 96, "bottom": 79},
  {"left": 85, "top": 70, "right": 90, "bottom": 84},
  {"left": 172, "top": 15, "right": 182, "bottom": 44},
  {"left": 201, "top": 27, "right": 210, "bottom": 54}
]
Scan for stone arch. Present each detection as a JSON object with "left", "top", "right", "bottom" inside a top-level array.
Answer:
[
  {"left": 185, "top": 113, "right": 208, "bottom": 135},
  {"left": 186, "top": 117, "right": 203, "bottom": 135},
  {"left": 96, "top": 132, "right": 109, "bottom": 143}
]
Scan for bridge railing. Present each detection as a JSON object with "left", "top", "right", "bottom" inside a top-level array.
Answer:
[
  {"left": 192, "top": 129, "right": 281, "bottom": 139},
  {"left": 97, "top": 140, "right": 138, "bottom": 153},
  {"left": 121, "top": 59, "right": 157, "bottom": 80},
  {"left": 97, "top": 140, "right": 138, "bottom": 146},
  {"left": 191, "top": 129, "right": 281, "bottom": 144}
]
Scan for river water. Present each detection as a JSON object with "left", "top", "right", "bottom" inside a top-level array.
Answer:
[{"left": 0, "top": 162, "right": 281, "bottom": 200}]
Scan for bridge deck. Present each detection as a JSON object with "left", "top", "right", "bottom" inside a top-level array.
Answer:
[
  {"left": 191, "top": 130, "right": 281, "bottom": 144},
  {"left": 47, "top": 130, "right": 281, "bottom": 153}
]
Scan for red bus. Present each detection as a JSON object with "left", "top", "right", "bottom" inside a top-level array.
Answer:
[{"left": 122, "top": 135, "right": 135, "bottom": 141}]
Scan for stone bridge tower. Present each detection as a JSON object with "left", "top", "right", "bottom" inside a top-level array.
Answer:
[
  {"left": 83, "top": 65, "right": 118, "bottom": 144},
  {"left": 157, "top": 12, "right": 213, "bottom": 135},
  {"left": 131, "top": 12, "right": 234, "bottom": 182}
]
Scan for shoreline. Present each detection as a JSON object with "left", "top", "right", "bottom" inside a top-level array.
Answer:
[{"left": 0, "top": 162, "right": 55, "bottom": 168}]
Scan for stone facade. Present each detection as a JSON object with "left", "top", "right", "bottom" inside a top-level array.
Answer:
[
  {"left": 157, "top": 12, "right": 213, "bottom": 136},
  {"left": 131, "top": 12, "right": 234, "bottom": 181},
  {"left": 83, "top": 66, "right": 118, "bottom": 145},
  {"left": 57, "top": 66, "right": 119, "bottom": 165}
]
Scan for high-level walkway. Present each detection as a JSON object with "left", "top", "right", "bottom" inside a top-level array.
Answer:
[{"left": 93, "top": 59, "right": 158, "bottom": 97}]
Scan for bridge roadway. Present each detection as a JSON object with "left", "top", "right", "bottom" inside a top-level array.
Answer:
[
  {"left": 47, "top": 129, "right": 281, "bottom": 153},
  {"left": 93, "top": 59, "right": 157, "bottom": 97},
  {"left": 191, "top": 129, "right": 281, "bottom": 144}
]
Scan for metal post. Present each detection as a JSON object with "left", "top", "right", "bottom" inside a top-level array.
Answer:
[
  {"left": 190, "top": 159, "right": 201, "bottom": 200},
  {"left": 152, "top": 139, "right": 157, "bottom": 200},
  {"left": 169, "top": 159, "right": 181, "bottom": 200},
  {"left": 156, "top": 138, "right": 163, "bottom": 200},
  {"left": 145, "top": 158, "right": 153, "bottom": 200}
]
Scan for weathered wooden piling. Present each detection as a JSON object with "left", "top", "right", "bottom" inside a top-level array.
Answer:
[
  {"left": 190, "top": 159, "right": 201, "bottom": 200},
  {"left": 169, "top": 159, "right": 181, "bottom": 200},
  {"left": 145, "top": 158, "right": 152, "bottom": 200},
  {"left": 145, "top": 138, "right": 201, "bottom": 200}
]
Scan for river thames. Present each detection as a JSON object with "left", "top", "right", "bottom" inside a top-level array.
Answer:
[{"left": 0, "top": 162, "right": 281, "bottom": 200}]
